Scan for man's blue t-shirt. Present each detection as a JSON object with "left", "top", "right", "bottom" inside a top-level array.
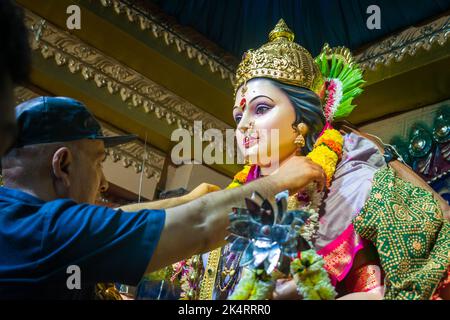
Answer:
[{"left": 0, "top": 186, "right": 166, "bottom": 299}]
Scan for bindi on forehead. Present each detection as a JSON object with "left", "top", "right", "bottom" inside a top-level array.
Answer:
[
  {"left": 238, "top": 89, "right": 258, "bottom": 111},
  {"left": 240, "top": 98, "right": 247, "bottom": 111}
]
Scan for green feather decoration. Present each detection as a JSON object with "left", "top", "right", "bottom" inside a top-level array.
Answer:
[{"left": 315, "top": 43, "right": 365, "bottom": 121}]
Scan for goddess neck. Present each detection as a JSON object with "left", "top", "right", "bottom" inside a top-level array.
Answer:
[{"left": 259, "top": 152, "right": 297, "bottom": 177}]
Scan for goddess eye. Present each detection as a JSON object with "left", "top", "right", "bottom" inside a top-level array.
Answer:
[
  {"left": 234, "top": 114, "right": 243, "bottom": 124},
  {"left": 255, "top": 104, "right": 271, "bottom": 115}
]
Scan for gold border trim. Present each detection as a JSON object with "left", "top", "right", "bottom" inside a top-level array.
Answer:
[{"left": 199, "top": 247, "right": 221, "bottom": 300}]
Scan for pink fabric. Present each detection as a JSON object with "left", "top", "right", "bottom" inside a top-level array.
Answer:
[
  {"left": 245, "top": 164, "right": 261, "bottom": 183},
  {"left": 317, "top": 223, "right": 365, "bottom": 285},
  {"left": 318, "top": 121, "right": 333, "bottom": 137}
]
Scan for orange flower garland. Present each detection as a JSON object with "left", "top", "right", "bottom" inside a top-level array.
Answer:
[{"left": 307, "top": 128, "right": 344, "bottom": 186}]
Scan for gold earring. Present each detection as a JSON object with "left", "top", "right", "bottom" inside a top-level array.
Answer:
[{"left": 294, "top": 123, "right": 308, "bottom": 149}]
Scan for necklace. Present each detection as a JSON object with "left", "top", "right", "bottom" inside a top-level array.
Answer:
[{"left": 217, "top": 245, "right": 242, "bottom": 292}]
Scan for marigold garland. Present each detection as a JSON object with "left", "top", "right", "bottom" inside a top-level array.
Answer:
[
  {"left": 320, "top": 140, "right": 343, "bottom": 158},
  {"left": 316, "top": 127, "right": 344, "bottom": 145},
  {"left": 233, "top": 165, "right": 251, "bottom": 184},
  {"left": 307, "top": 128, "right": 343, "bottom": 186},
  {"left": 307, "top": 144, "right": 339, "bottom": 186}
]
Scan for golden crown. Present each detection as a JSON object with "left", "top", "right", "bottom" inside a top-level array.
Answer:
[{"left": 234, "top": 19, "right": 325, "bottom": 96}]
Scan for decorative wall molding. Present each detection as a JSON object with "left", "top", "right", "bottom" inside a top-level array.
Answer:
[
  {"left": 101, "top": 123, "right": 165, "bottom": 180},
  {"left": 24, "top": 9, "right": 231, "bottom": 135},
  {"left": 14, "top": 86, "right": 165, "bottom": 181},
  {"left": 14, "top": 86, "right": 40, "bottom": 104},
  {"left": 98, "top": 0, "right": 236, "bottom": 84},
  {"left": 355, "top": 15, "right": 450, "bottom": 70},
  {"left": 101, "top": 1, "right": 450, "bottom": 74}
]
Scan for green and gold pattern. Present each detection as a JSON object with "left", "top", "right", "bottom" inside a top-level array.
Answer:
[{"left": 353, "top": 167, "right": 450, "bottom": 300}]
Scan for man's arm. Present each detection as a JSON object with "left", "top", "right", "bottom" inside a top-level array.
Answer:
[
  {"left": 120, "top": 183, "right": 220, "bottom": 211},
  {"left": 145, "top": 156, "right": 326, "bottom": 272}
]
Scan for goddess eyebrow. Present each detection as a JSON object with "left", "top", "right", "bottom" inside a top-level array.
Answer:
[
  {"left": 234, "top": 95, "right": 274, "bottom": 109},
  {"left": 249, "top": 95, "right": 274, "bottom": 104}
]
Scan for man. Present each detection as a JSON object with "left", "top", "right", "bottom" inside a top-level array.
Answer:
[
  {"left": 0, "top": 0, "right": 31, "bottom": 156},
  {"left": 0, "top": 96, "right": 326, "bottom": 299}
]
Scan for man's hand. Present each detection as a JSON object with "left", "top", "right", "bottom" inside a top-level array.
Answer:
[
  {"left": 184, "top": 183, "right": 221, "bottom": 202},
  {"left": 271, "top": 156, "right": 326, "bottom": 194}
]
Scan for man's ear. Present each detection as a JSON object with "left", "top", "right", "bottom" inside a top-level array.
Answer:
[{"left": 52, "top": 147, "right": 73, "bottom": 188}]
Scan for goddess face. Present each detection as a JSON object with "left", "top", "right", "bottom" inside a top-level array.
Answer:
[{"left": 233, "top": 78, "right": 298, "bottom": 169}]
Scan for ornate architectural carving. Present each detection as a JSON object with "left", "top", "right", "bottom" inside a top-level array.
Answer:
[
  {"left": 24, "top": 9, "right": 231, "bottom": 135},
  {"left": 101, "top": 123, "right": 165, "bottom": 180},
  {"left": 98, "top": 0, "right": 236, "bottom": 83},
  {"left": 99, "top": 1, "right": 449, "bottom": 74},
  {"left": 14, "top": 86, "right": 40, "bottom": 104},
  {"left": 14, "top": 86, "right": 165, "bottom": 181},
  {"left": 355, "top": 15, "right": 450, "bottom": 70}
]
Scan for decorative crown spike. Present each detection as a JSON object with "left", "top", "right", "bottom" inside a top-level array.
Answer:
[{"left": 269, "top": 19, "right": 295, "bottom": 42}]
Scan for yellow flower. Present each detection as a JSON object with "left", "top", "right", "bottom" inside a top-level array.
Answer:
[
  {"left": 315, "top": 129, "right": 343, "bottom": 147},
  {"left": 306, "top": 129, "right": 343, "bottom": 186},
  {"left": 307, "top": 145, "right": 339, "bottom": 185},
  {"left": 235, "top": 171, "right": 249, "bottom": 183},
  {"left": 227, "top": 181, "right": 242, "bottom": 189},
  {"left": 227, "top": 165, "right": 252, "bottom": 189}
]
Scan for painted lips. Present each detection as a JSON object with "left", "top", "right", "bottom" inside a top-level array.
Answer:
[{"left": 243, "top": 136, "right": 258, "bottom": 149}]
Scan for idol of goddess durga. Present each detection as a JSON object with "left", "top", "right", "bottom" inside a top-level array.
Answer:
[{"left": 167, "top": 19, "right": 449, "bottom": 300}]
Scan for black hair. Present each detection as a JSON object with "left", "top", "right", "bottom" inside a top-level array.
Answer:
[
  {"left": 0, "top": 0, "right": 31, "bottom": 84},
  {"left": 266, "top": 79, "right": 325, "bottom": 154}
]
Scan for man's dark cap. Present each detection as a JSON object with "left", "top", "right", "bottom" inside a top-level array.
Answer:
[{"left": 14, "top": 96, "right": 137, "bottom": 148}]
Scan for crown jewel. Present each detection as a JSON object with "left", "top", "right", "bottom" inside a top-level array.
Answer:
[{"left": 234, "top": 19, "right": 324, "bottom": 96}]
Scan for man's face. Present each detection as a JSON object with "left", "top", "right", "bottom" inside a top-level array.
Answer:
[
  {"left": 0, "top": 75, "right": 17, "bottom": 157},
  {"left": 68, "top": 140, "right": 109, "bottom": 204}
]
